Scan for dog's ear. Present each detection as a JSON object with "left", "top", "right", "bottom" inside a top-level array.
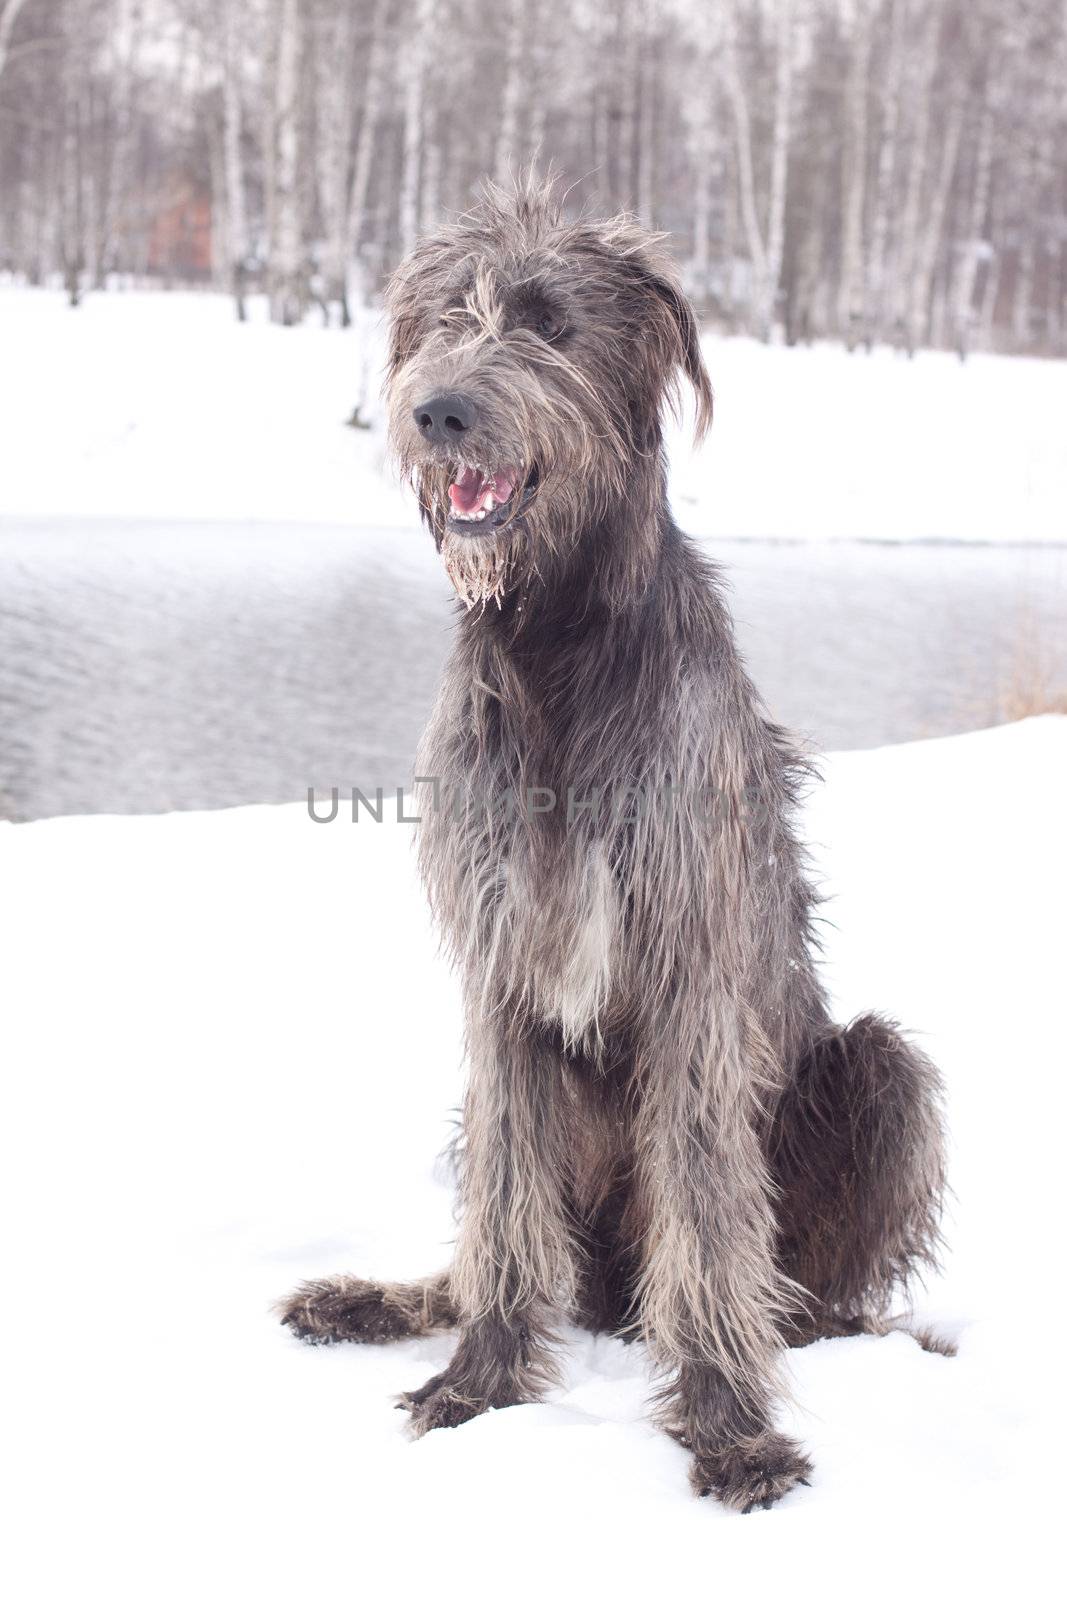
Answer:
[
  {"left": 604, "top": 224, "right": 713, "bottom": 444},
  {"left": 647, "top": 270, "right": 714, "bottom": 444},
  {"left": 629, "top": 255, "right": 713, "bottom": 445}
]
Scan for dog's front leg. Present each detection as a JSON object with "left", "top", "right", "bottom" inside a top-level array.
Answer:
[
  {"left": 400, "top": 1014, "right": 575, "bottom": 1437},
  {"left": 636, "top": 996, "right": 812, "bottom": 1510}
]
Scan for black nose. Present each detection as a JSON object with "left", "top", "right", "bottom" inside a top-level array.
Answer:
[{"left": 412, "top": 391, "right": 476, "bottom": 442}]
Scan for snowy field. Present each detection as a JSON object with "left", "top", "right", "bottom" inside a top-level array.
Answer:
[
  {"left": 3, "top": 717, "right": 1063, "bottom": 1599},
  {"left": 1, "top": 285, "right": 1065, "bottom": 542}
]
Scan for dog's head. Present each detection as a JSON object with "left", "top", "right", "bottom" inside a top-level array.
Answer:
[{"left": 385, "top": 177, "right": 712, "bottom": 609}]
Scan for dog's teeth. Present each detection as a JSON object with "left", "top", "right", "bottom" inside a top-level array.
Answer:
[{"left": 484, "top": 495, "right": 496, "bottom": 511}]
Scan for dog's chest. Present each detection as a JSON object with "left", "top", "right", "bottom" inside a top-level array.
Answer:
[
  {"left": 462, "top": 812, "right": 620, "bottom": 1051},
  {"left": 523, "top": 838, "right": 618, "bottom": 1051},
  {"left": 420, "top": 658, "right": 627, "bottom": 1047}
]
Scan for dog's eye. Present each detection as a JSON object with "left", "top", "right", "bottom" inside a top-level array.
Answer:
[{"left": 536, "top": 311, "right": 562, "bottom": 341}]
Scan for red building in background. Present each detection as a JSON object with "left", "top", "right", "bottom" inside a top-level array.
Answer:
[{"left": 146, "top": 176, "right": 212, "bottom": 279}]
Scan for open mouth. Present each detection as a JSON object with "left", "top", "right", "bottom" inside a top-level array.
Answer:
[{"left": 446, "top": 463, "right": 535, "bottom": 536}]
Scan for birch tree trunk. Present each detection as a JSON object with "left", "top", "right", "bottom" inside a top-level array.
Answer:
[
  {"left": 1012, "top": 239, "right": 1035, "bottom": 347},
  {"left": 345, "top": 0, "right": 390, "bottom": 306},
  {"left": 865, "top": 0, "right": 906, "bottom": 343},
  {"left": 635, "top": 0, "right": 659, "bottom": 225},
  {"left": 720, "top": 0, "right": 768, "bottom": 332},
  {"left": 1048, "top": 243, "right": 1066, "bottom": 353},
  {"left": 268, "top": 0, "right": 303, "bottom": 326},
  {"left": 952, "top": 98, "right": 994, "bottom": 356},
  {"left": 837, "top": 0, "right": 873, "bottom": 347},
  {"left": 527, "top": 10, "right": 548, "bottom": 164},
  {"left": 60, "top": 89, "right": 83, "bottom": 304},
  {"left": 721, "top": 0, "right": 792, "bottom": 338},
  {"left": 315, "top": 0, "right": 355, "bottom": 322},
  {"left": 907, "top": 89, "right": 964, "bottom": 351},
  {"left": 81, "top": 73, "right": 102, "bottom": 287},
  {"left": 56, "top": 0, "right": 94, "bottom": 306},
  {"left": 494, "top": 0, "right": 524, "bottom": 182},
  {"left": 590, "top": 8, "right": 611, "bottom": 185},
  {"left": 978, "top": 245, "right": 1001, "bottom": 351},
  {"left": 422, "top": 107, "right": 442, "bottom": 231},
  {"left": 0, "top": 0, "right": 30, "bottom": 84},
  {"left": 763, "top": 0, "right": 794, "bottom": 340},
  {"left": 610, "top": 0, "right": 640, "bottom": 209},
  {"left": 894, "top": 0, "right": 941, "bottom": 345},
  {"left": 399, "top": 0, "right": 433, "bottom": 258},
  {"left": 688, "top": 82, "right": 716, "bottom": 295},
  {"left": 94, "top": 0, "right": 142, "bottom": 284},
  {"left": 220, "top": 0, "right": 249, "bottom": 319}
]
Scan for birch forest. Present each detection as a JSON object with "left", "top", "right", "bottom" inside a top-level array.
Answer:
[{"left": 1, "top": 0, "right": 1065, "bottom": 354}]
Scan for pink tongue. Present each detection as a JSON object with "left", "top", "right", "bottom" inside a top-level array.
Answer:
[{"left": 448, "top": 466, "right": 519, "bottom": 514}]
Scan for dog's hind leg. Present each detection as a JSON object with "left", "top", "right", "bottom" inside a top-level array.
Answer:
[
  {"left": 277, "top": 1271, "right": 456, "bottom": 1345},
  {"left": 768, "top": 1013, "right": 950, "bottom": 1353}
]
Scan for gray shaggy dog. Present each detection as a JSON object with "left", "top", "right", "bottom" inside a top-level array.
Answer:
[{"left": 279, "top": 178, "right": 947, "bottom": 1512}]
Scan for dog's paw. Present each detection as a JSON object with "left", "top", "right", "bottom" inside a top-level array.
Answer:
[
  {"left": 277, "top": 1277, "right": 420, "bottom": 1345},
  {"left": 397, "top": 1368, "right": 523, "bottom": 1437},
  {"left": 690, "top": 1432, "right": 812, "bottom": 1512},
  {"left": 397, "top": 1375, "right": 494, "bottom": 1437}
]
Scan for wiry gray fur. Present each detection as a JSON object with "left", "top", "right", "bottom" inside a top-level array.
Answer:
[{"left": 279, "top": 176, "right": 948, "bottom": 1512}]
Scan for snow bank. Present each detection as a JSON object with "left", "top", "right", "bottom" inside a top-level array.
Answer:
[
  {"left": 2, "top": 286, "right": 1064, "bottom": 543},
  {"left": 2, "top": 717, "right": 1062, "bottom": 1597}
]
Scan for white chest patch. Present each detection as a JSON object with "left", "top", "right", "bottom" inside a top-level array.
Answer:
[{"left": 536, "top": 844, "right": 617, "bottom": 1053}]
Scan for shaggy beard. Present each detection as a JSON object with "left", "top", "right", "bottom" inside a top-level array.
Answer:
[{"left": 440, "top": 524, "right": 527, "bottom": 610}]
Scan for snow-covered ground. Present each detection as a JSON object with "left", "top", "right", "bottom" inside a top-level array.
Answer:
[
  {"left": 2, "top": 285, "right": 1065, "bottom": 543},
  {"left": 3, "top": 718, "right": 1063, "bottom": 1599}
]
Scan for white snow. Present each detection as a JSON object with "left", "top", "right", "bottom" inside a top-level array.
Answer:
[
  {"left": 1, "top": 285, "right": 1065, "bottom": 543},
  {"left": 3, "top": 716, "right": 1063, "bottom": 1598}
]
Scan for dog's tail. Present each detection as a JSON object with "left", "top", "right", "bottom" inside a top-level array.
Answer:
[{"left": 769, "top": 1013, "right": 947, "bottom": 1326}]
